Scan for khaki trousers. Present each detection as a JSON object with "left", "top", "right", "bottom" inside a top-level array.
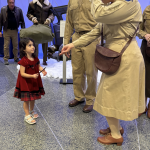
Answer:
[
  {"left": 3, "top": 29, "right": 18, "bottom": 61},
  {"left": 35, "top": 43, "right": 48, "bottom": 62},
  {"left": 71, "top": 32, "right": 98, "bottom": 105}
]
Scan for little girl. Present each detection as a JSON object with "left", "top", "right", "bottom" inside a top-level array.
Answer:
[{"left": 14, "top": 38, "right": 47, "bottom": 124}]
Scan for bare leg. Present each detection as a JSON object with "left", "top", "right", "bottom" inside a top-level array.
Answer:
[
  {"left": 29, "top": 100, "right": 38, "bottom": 118},
  {"left": 23, "top": 101, "right": 30, "bottom": 116},
  {"left": 23, "top": 101, "right": 36, "bottom": 123},
  {"left": 29, "top": 100, "right": 35, "bottom": 112}
]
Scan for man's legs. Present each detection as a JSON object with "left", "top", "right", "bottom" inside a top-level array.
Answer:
[
  {"left": 69, "top": 33, "right": 86, "bottom": 107},
  {"left": 42, "top": 43, "right": 48, "bottom": 65},
  {"left": 3, "top": 30, "right": 11, "bottom": 65},
  {"left": 72, "top": 47, "right": 86, "bottom": 101},
  {"left": 35, "top": 44, "right": 39, "bottom": 57},
  {"left": 11, "top": 30, "right": 19, "bottom": 61},
  {"left": 83, "top": 40, "right": 98, "bottom": 106}
]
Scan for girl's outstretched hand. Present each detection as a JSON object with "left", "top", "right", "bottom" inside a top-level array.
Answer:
[
  {"left": 42, "top": 70, "right": 47, "bottom": 76},
  {"left": 59, "top": 43, "right": 74, "bottom": 58},
  {"left": 33, "top": 73, "right": 39, "bottom": 79}
]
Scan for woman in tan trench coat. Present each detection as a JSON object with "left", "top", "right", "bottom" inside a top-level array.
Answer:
[
  {"left": 60, "top": 0, "right": 145, "bottom": 146},
  {"left": 137, "top": 5, "right": 150, "bottom": 118}
]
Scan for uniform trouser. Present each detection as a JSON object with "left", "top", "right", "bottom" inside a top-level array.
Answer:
[
  {"left": 3, "top": 29, "right": 18, "bottom": 61},
  {"left": 35, "top": 43, "right": 48, "bottom": 62},
  {"left": 71, "top": 32, "right": 98, "bottom": 105}
]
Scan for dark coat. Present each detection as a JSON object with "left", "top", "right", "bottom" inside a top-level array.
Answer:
[
  {"left": 27, "top": 1, "right": 54, "bottom": 24},
  {"left": 141, "top": 39, "right": 150, "bottom": 97},
  {"left": 0, "top": 6, "right": 25, "bottom": 32},
  {"left": 138, "top": 5, "right": 150, "bottom": 97}
]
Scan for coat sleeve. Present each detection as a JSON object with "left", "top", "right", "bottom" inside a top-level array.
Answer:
[
  {"left": 137, "top": 9, "right": 148, "bottom": 39},
  {"left": 91, "top": 0, "right": 141, "bottom": 24},
  {"left": 64, "top": 0, "right": 74, "bottom": 45},
  {"left": 48, "top": 5, "right": 55, "bottom": 22},
  {"left": 73, "top": 23, "right": 101, "bottom": 48},
  {"left": 27, "top": 3, "right": 35, "bottom": 21},
  {"left": 19, "top": 9, "right": 25, "bottom": 28}
]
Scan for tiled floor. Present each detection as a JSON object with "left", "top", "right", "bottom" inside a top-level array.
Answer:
[{"left": 0, "top": 57, "right": 150, "bottom": 150}]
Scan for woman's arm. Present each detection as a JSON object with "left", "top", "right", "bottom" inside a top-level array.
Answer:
[
  {"left": 60, "top": 23, "right": 101, "bottom": 57},
  {"left": 91, "top": 0, "right": 141, "bottom": 24},
  {"left": 20, "top": 65, "right": 38, "bottom": 79},
  {"left": 73, "top": 23, "right": 101, "bottom": 48}
]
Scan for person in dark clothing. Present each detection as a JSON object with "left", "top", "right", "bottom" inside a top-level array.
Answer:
[
  {"left": 27, "top": 0, "right": 54, "bottom": 65},
  {"left": 0, "top": 0, "right": 25, "bottom": 65}
]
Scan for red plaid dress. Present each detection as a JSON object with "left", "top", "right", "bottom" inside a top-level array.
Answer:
[{"left": 14, "top": 56, "right": 45, "bottom": 101}]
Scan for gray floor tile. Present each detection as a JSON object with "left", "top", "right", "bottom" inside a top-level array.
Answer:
[
  {"left": 0, "top": 89, "right": 63, "bottom": 150},
  {"left": 0, "top": 57, "right": 150, "bottom": 150}
]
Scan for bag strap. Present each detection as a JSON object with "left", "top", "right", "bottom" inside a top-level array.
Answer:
[
  {"left": 101, "top": 24, "right": 139, "bottom": 54},
  {"left": 120, "top": 25, "right": 139, "bottom": 54},
  {"left": 101, "top": 24, "right": 104, "bottom": 46}
]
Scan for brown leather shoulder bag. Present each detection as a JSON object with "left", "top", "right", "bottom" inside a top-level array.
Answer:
[{"left": 95, "top": 25, "right": 139, "bottom": 75}]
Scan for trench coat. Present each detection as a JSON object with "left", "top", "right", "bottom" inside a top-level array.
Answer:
[{"left": 73, "top": 0, "right": 145, "bottom": 121}]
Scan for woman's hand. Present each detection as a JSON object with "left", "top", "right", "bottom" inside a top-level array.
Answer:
[
  {"left": 145, "top": 34, "right": 150, "bottom": 43},
  {"left": 33, "top": 73, "right": 39, "bottom": 79},
  {"left": 33, "top": 19, "right": 38, "bottom": 24},
  {"left": 42, "top": 70, "right": 47, "bottom": 76},
  {"left": 59, "top": 43, "right": 74, "bottom": 58}
]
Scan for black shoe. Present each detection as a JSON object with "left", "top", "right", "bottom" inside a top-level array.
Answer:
[
  {"left": 42, "top": 61, "right": 47, "bottom": 65},
  {"left": 14, "top": 58, "right": 19, "bottom": 62},
  {"left": 4, "top": 60, "right": 9, "bottom": 65}
]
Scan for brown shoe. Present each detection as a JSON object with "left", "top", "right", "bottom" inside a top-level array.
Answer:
[
  {"left": 97, "top": 133, "right": 123, "bottom": 146},
  {"left": 43, "top": 61, "right": 47, "bottom": 65},
  {"left": 138, "top": 107, "right": 148, "bottom": 117},
  {"left": 83, "top": 105, "right": 93, "bottom": 113},
  {"left": 69, "top": 99, "right": 85, "bottom": 107},
  {"left": 99, "top": 127, "right": 124, "bottom": 135}
]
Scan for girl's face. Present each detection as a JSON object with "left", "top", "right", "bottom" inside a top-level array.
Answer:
[
  {"left": 102, "top": 0, "right": 114, "bottom": 4},
  {"left": 24, "top": 41, "right": 35, "bottom": 55}
]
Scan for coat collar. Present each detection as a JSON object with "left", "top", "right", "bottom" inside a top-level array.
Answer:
[
  {"left": 33, "top": 0, "right": 50, "bottom": 8},
  {"left": 7, "top": 5, "right": 16, "bottom": 13}
]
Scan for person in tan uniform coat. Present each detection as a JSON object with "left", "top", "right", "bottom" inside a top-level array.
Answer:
[
  {"left": 60, "top": 0, "right": 145, "bottom": 146},
  {"left": 137, "top": 5, "right": 150, "bottom": 118},
  {"left": 64, "top": 0, "right": 99, "bottom": 113}
]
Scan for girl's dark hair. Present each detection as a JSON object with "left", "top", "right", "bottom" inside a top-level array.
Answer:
[{"left": 19, "top": 38, "right": 36, "bottom": 58}]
